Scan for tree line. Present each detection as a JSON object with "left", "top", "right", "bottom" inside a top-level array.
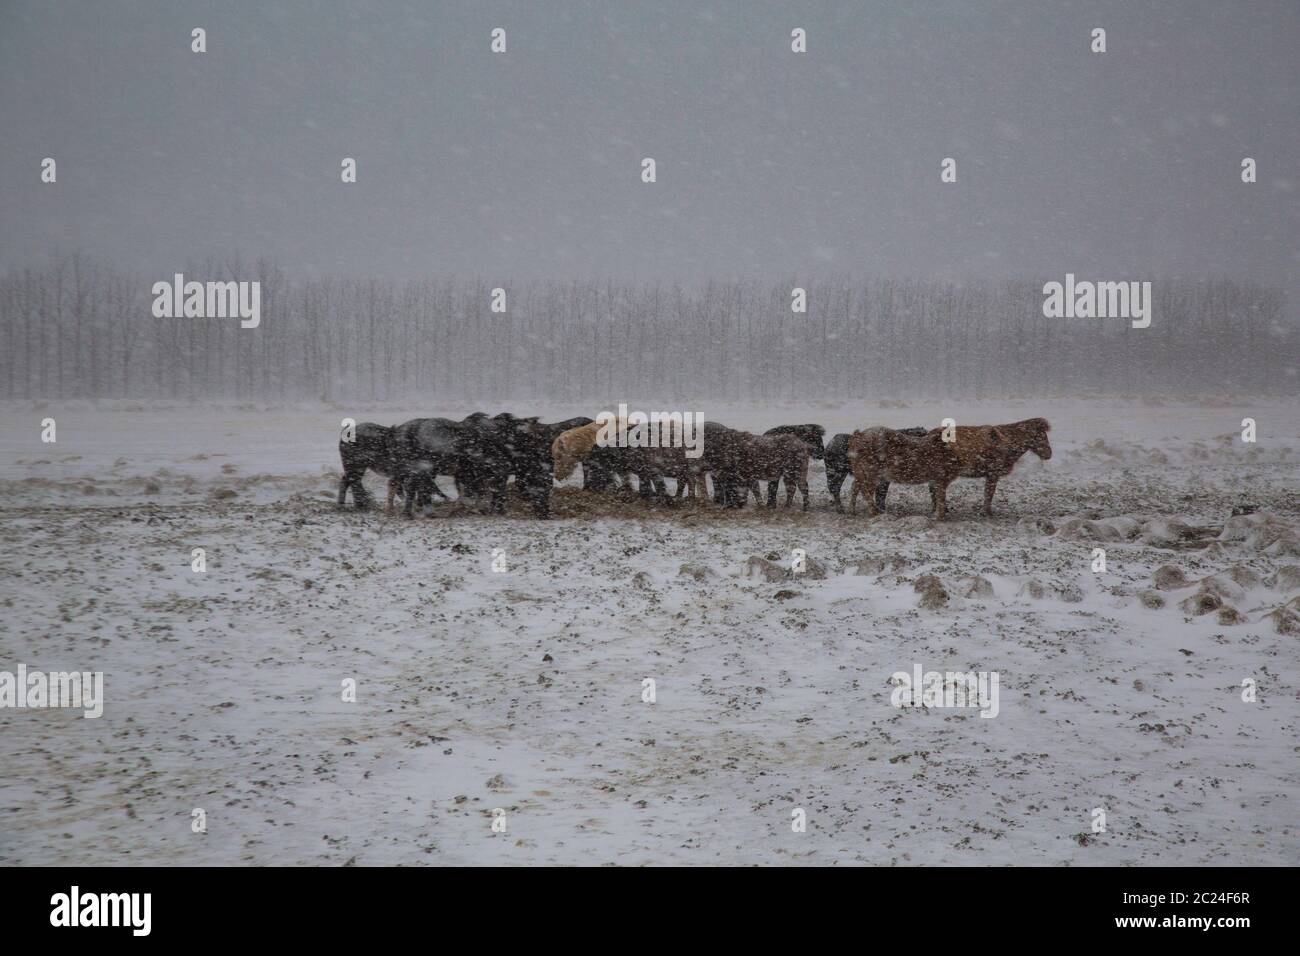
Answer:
[{"left": 0, "top": 254, "right": 1290, "bottom": 401}]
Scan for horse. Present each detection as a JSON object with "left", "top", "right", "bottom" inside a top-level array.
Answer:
[
  {"left": 926, "top": 418, "right": 1052, "bottom": 515},
  {"left": 713, "top": 428, "right": 811, "bottom": 510},
  {"left": 338, "top": 421, "right": 449, "bottom": 511},
  {"left": 848, "top": 427, "right": 963, "bottom": 519},
  {"left": 826, "top": 427, "right": 928, "bottom": 513},
  {"left": 551, "top": 419, "right": 697, "bottom": 502}
]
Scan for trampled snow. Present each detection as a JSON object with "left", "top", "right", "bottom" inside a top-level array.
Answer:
[{"left": 1, "top": 396, "right": 1296, "bottom": 865}]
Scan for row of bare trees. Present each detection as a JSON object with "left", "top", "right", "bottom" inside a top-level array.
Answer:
[{"left": 0, "top": 255, "right": 1290, "bottom": 401}]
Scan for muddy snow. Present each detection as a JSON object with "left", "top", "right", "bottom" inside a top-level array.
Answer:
[{"left": 1, "top": 397, "right": 1297, "bottom": 865}]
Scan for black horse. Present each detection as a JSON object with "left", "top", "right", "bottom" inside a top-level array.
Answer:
[
  {"left": 337, "top": 421, "right": 450, "bottom": 510},
  {"left": 389, "top": 417, "right": 463, "bottom": 515},
  {"left": 705, "top": 422, "right": 809, "bottom": 508},
  {"left": 392, "top": 412, "right": 554, "bottom": 518}
]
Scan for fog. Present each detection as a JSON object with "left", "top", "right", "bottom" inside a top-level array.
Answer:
[
  {"left": 1, "top": 261, "right": 1288, "bottom": 400},
  {"left": 0, "top": 0, "right": 1296, "bottom": 398}
]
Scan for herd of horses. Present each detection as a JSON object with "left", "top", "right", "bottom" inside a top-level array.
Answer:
[{"left": 337, "top": 413, "right": 1053, "bottom": 520}]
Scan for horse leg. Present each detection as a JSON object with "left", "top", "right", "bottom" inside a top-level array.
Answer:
[
  {"left": 864, "top": 470, "right": 883, "bottom": 517},
  {"left": 729, "top": 477, "right": 746, "bottom": 509},
  {"left": 524, "top": 472, "right": 551, "bottom": 519},
  {"left": 351, "top": 473, "right": 374, "bottom": 510},
  {"left": 983, "top": 476, "right": 997, "bottom": 516},
  {"left": 341, "top": 465, "right": 372, "bottom": 510},
  {"left": 828, "top": 472, "right": 844, "bottom": 512},
  {"left": 798, "top": 463, "right": 809, "bottom": 511},
  {"left": 592, "top": 461, "right": 616, "bottom": 491},
  {"left": 874, "top": 479, "right": 890, "bottom": 514},
  {"left": 933, "top": 481, "right": 948, "bottom": 521}
]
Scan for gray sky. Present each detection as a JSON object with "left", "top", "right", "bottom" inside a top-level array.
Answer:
[{"left": 1, "top": 0, "right": 1296, "bottom": 306}]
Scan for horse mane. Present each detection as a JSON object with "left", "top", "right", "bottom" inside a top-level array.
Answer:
[
  {"left": 551, "top": 420, "right": 606, "bottom": 479},
  {"left": 562, "top": 421, "right": 604, "bottom": 456},
  {"left": 1000, "top": 418, "right": 1050, "bottom": 439}
]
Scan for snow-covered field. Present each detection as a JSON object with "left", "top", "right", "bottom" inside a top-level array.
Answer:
[{"left": 1, "top": 396, "right": 1297, "bottom": 866}]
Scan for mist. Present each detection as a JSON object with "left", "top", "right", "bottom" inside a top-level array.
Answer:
[
  {"left": 0, "top": 258, "right": 1289, "bottom": 401},
  {"left": 0, "top": 0, "right": 1296, "bottom": 399}
]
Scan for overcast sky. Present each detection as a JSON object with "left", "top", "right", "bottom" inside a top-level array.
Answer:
[{"left": 1, "top": 0, "right": 1296, "bottom": 309}]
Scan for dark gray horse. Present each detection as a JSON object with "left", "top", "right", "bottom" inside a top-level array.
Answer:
[
  {"left": 389, "top": 417, "right": 464, "bottom": 515},
  {"left": 763, "top": 423, "right": 825, "bottom": 506},
  {"left": 338, "top": 421, "right": 449, "bottom": 510},
  {"left": 392, "top": 413, "right": 554, "bottom": 518}
]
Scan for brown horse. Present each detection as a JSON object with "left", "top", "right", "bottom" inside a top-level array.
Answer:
[
  {"left": 848, "top": 427, "right": 963, "bottom": 519},
  {"left": 551, "top": 419, "right": 699, "bottom": 500},
  {"left": 927, "top": 418, "right": 1052, "bottom": 515},
  {"left": 551, "top": 421, "right": 605, "bottom": 482}
]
